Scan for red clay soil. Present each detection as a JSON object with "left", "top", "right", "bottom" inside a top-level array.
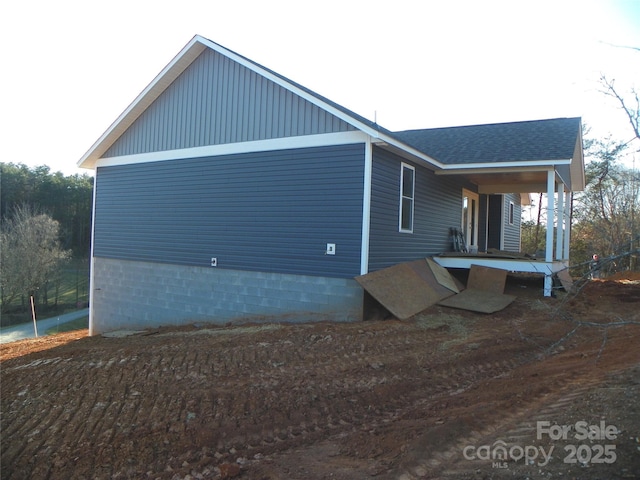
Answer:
[{"left": 1, "top": 276, "right": 639, "bottom": 480}]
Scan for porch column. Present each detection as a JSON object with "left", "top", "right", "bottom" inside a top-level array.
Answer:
[
  {"left": 563, "top": 191, "right": 571, "bottom": 261},
  {"left": 545, "top": 170, "right": 555, "bottom": 263},
  {"left": 544, "top": 170, "right": 556, "bottom": 296},
  {"left": 555, "top": 183, "right": 564, "bottom": 260}
]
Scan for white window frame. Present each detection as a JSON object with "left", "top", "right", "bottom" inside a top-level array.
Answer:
[
  {"left": 508, "top": 201, "right": 515, "bottom": 225},
  {"left": 399, "top": 163, "right": 415, "bottom": 233}
]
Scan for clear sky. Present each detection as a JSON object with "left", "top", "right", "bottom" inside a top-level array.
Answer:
[{"left": 1, "top": 0, "right": 639, "bottom": 175}]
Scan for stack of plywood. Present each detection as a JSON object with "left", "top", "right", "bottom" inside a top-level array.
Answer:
[
  {"left": 356, "top": 261, "right": 515, "bottom": 319},
  {"left": 355, "top": 259, "right": 461, "bottom": 320}
]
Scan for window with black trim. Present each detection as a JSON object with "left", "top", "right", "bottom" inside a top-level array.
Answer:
[{"left": 399, "top": 163, "right": 415, "bottom": 232}]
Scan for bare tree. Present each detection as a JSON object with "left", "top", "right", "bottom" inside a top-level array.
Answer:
[
  {"left": 600, "top": 74, "right": 640, "bottom": 142},
  {"left": 573, "top": 138, "right": 640, "bottom": 273},
  {"left": 599, "top": 44, "right": 639, "bottom": 143},
  {"left": 1, "top": 205, "right": 71, "bottom": 310}
]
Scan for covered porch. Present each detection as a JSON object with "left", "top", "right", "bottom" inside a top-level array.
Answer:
[
  {"left": 391, "top": 117, "right": 585, "bottom": 296},
  {"left": 434, "top": 165, "right": 578, "bottom": 296}
]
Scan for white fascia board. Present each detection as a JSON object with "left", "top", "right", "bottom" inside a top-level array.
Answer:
[
  {"left": 78, "top": 36, "right": 208, "bottom": 169},
  {"left": 93, "top": 131, "right": 369, "bottom": 168},
  {"left": 435, "top": 158, "right": 572, "bottom": 174}
]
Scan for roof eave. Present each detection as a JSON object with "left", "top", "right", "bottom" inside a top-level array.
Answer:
[
  {"left": 435, "top": 158, "right": 572, "bottom": 174},
  {"left": 371, "top": 139, "right": 445, "bottom": 170},
  {"left": 78, "top": 35, "right": 207, "bottom": 169}
]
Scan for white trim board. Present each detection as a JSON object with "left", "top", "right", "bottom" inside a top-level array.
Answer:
[
  {"left": 94, "top": 131, "right": 368, "bottom": 169},
  {"left": 360, "top": 137, "right": 373, "bottom": 275}
]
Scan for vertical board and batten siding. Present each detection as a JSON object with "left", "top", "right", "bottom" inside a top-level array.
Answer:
[
  {"left": 104, "top": 49, "right": 356, "bottom": 158},
  {"left": 94, "top": 144, "right": 365, "bottom": 278},
  {"left": 367, "top": 147, "right": 476, "bottom": 272},
  {"left": 502, "top": 193, "right": 522, "bottom": 251}
]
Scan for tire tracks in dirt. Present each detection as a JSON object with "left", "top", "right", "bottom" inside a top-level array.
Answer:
[
  {"left": 2, "top": 305, "right": 638, "bottom": 480},
  {"left": 393, "top": 325, "right": 640, "bottom": 480}
]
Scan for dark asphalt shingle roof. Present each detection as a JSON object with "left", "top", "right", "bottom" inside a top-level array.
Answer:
[{"left": 392, "top": 117, "right": 582, "bottom": 165}]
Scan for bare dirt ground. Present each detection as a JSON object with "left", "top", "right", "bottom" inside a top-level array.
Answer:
[{"left": 2, "top": 275, "right": 640, "bottom": 480}]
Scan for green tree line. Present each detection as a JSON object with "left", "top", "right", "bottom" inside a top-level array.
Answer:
[{"left": 0, "top": 163, "right": 93, "bottom": 256}]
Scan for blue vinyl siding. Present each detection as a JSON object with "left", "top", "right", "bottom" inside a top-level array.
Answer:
[
  {"left": 104, "top": 50, "right": 356, "bottom": 158},
  {"left": 94, "top": 144, "right": 365, "bottom": 278},
  {"left": 503, "top": 193, "right": 522, "bottom": 251},
  {"left": 486, "top": 194, "right": 522, "bottom": 251},
  {"left": 368, "top": 147, "right": 475, "bottom": 271}
]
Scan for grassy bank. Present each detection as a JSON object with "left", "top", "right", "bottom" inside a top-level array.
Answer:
[
  {"left": 45, "top": 315, "right": 89, "bottom": 335},
  {"left": 1, "top": 258, "right": 89, "bottom": 327}
]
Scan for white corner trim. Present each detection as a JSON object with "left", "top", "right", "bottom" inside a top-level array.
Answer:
[
  {"left": 360, "top": 137, "right": 373, "bottom": 275},
  {"left": 87, "top": 173, "right": 99, "bottom": 336},
  {"left": 93, "top": 131, "right": 369, "bottom": 168}
]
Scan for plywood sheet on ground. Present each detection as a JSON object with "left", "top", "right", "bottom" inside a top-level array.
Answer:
[
  {"left": 467, "top": 264, "right": 508, "bottom": 293},
  {"left": 556, "top": 269, "right": 575, "bottom": 293},
  {"left": 356, "top": 260, "right": 456, "bottom": 319},
  {"left": 426, "top": 258, "right": 460, "bottom": 293},
  {"left": 406, "top": 260, "right": 461, "bottom": 298},
  {"left": 437, "top": 288, "right": 516, "bottom": 313}
]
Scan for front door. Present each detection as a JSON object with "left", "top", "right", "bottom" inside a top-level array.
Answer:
[{"left": 462, "top": 189, "right": 479, "bottom": 252}]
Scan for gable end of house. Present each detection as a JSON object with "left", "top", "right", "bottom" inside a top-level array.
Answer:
[{"left": 102, "top": 47, "right": 358, "bottom": 159}]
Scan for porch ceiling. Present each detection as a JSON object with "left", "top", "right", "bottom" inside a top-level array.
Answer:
[
  {"left": 435, "top": 167, "right": 557, "bottom": 194},
  {"left": 458, "top": 170, "right": 549, "bottom": 194}
]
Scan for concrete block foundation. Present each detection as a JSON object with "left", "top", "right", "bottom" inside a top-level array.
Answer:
[{"left": 90, "top": 258, "right": 363, "bottom": 334}]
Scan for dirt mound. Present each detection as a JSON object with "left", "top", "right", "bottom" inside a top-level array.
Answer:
[
  {"left": 606, "top": 270, "right": 640, "bottom": 281},
  {"left": 2, "top": 281, "right": 639, "bottom": 479},
  {"left": 0, "top": 329, "right": 88, "bottom": 362}
]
